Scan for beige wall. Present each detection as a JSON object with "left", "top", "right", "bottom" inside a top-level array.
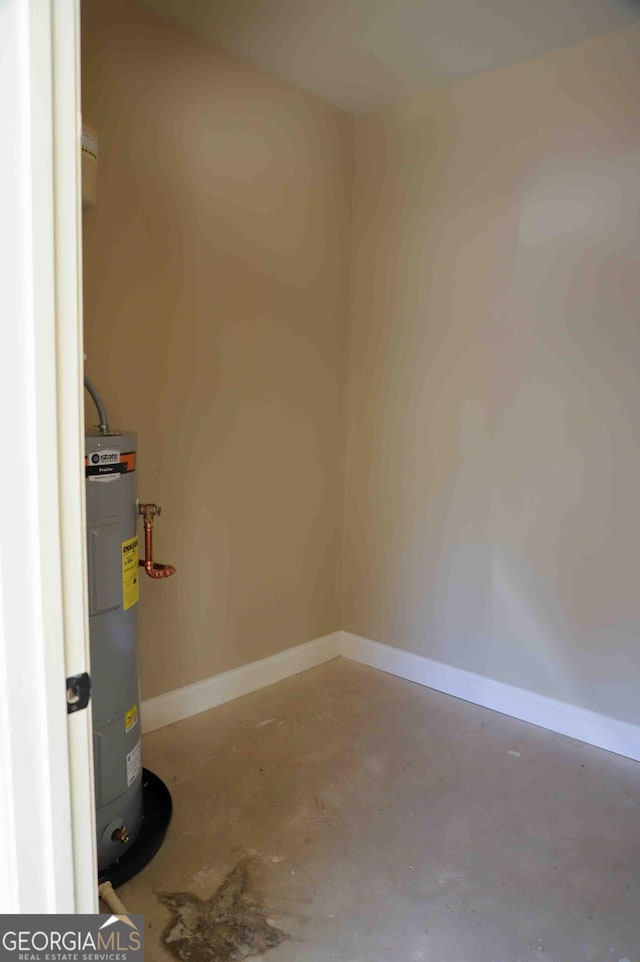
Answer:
[
  {"left": 345, "top": 25, "right": 640, "bottom": 725},
  {"left": 81, "top": 0, "right": 352, "bottom": 698},
  {"left": 83, "top": 1, "right": 640, "bottom": 726}
]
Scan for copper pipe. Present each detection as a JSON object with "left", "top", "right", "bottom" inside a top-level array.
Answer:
[{"left": 138, "top": 503, "right": 176, "bottom": 579}]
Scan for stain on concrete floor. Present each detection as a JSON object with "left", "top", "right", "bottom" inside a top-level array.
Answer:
[{"left": 160, "top": 859, "right": 288, "bottom": 962}]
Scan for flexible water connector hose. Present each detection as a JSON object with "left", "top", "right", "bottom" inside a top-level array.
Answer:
[
  {"left": 138, "top": 503, "right": 176, "bottom": 579},
  {"left": 84, "top": 375, "right": 110, "bottom": 434}
]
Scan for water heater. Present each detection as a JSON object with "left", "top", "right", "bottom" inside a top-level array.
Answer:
[
  {"left": 85, "top": 378, "right": 173, "bottom": 884},
  {"left": 86, "top": 427, "right": 144, "bottom": 870}
]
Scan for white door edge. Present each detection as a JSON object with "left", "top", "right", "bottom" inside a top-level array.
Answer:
[
  {"left": 0, "top": 0, "right": 96, "bottom": 913},
  {"left": 53, "top": 0, "right": 99, "bottom": 913}
]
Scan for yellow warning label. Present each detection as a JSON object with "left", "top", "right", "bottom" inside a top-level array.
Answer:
[
  {"left": 122, "top": 536, "right": 139, "bottom": 611},
  {"left": 125, "top": 704, "right": 138, "bottom": 733}
]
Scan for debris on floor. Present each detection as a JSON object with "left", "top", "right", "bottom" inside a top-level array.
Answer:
[{"left": 160, "top": 859, "right": 288, "bottom": 962}]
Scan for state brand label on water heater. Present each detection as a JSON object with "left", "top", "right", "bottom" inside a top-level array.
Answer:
[
  {"left": 85, "top": 449, "right": 136, "bottom": 477},
  {"left": 122, "top": 536, "right": 139, "bottom": 610}
]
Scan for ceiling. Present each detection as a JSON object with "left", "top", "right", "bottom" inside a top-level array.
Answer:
[{"left": 129, "top": 0, "right": 640, "bottom": 113}]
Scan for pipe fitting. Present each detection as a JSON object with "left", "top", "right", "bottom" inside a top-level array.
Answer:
[
  {"left": 138, "top": 503, "right": 176, "bottom": 579},
  {"left": 98, "top": 880, "right": 131, "bottom": 916}
]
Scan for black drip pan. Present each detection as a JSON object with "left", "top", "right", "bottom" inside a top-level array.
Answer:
[{"left": 98, "top": 768, "right": 172, "bottom": 889}]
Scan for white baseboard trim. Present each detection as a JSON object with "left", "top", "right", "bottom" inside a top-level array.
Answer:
[
  {"left": 142, "top": 632, "right": 342, "bottom": 734},
  {"left": 142, "top": 628, "right": 640, "bottom": 762},
  {"left": 341, "top": 631, "right": 640, "bottom": 763}
]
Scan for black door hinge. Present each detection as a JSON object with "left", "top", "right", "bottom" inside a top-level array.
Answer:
[{"left": 66, "top": 672, "right": 91, "bottom": 714}]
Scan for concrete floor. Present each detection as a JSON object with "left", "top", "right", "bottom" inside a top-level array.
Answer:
[{"left": 118, "top": 658, "right": 640, "bottom": 962}]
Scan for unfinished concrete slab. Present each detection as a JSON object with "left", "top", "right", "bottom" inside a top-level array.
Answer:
[{"left": 116, "top": 658, "right": 640, "bottom": 962}]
